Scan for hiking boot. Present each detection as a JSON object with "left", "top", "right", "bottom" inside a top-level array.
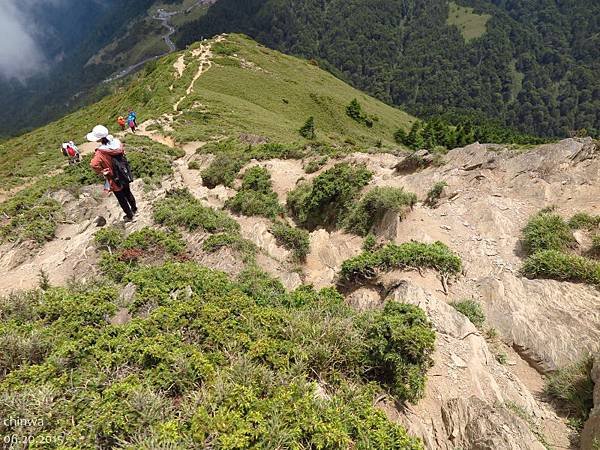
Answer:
[
  {"left": 132, "top": 207, "right": 138, "bottom": 215},
  {"left": 123, "top": 215, "right": 134, "bottom": 223}
]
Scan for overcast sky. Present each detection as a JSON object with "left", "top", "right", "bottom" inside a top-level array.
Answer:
[{"left": 0, "top": 0, "right": 56, "bottom": 80}]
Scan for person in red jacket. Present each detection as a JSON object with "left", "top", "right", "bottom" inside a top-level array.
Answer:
[{"left": 87, "top": 125, "right": 137, "bottom": 222}]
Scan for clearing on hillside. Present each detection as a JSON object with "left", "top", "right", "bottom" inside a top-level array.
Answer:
[{"left": 447, "top": 2, "right": 491, "bottom": 42}]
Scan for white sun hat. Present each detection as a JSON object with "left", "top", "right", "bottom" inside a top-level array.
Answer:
[{"left": 86, "top": 125, "right": 110, "bottom": 142}]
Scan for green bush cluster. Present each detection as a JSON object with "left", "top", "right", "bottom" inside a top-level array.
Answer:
[
  {"left": 287, "top": 163, "right": 373, "bottom": 230},
  {"left": 153, "top": 188, "right": 239, "bottom": 233},
  {"left": 545, "top": 356, "right": 595, "bottom": 428},
  {"left": 450, "top": 299, "right": 486, "bottom": 328},
  {"left": 202, "top": 232, "right": 257, "bottom": 263},
  {"left": 225, "top": 166, "right": 283, "bottom": 218},
  {"left": 521, "top": 250, "right": 600, "bottom": 285},
  {"left": 346, "top": 99, "right": 376, "bottom": 128},
  {"left": 424, "top": 181, "right": 448, "bottom": 207},
  {"left": 0, "top": 261, "right": 433, "bottom": 447},
  {"left": 522, "top": 211, "right": 574, "bottom": 255},
  {"left": 591, "top": 235, "right": 600, "bottom": 258},
  {"left": 299, "top": 116, "right": 316, "bottom": 139},
  {"left": 270, "top": 220, "right": 311, "bottom": 260},
  {"left": 97, "top": 227, "right": 186, "bottom": 282},
  {"left": 360, "top": 302, "right": 435, "bottom": 402},
  {"left": 94, "top": 226, "right": 126, "bottom": 251},
  {"left": 569, "top": 212, "right": 600, "bottom": 230},
  {"left": 341, "top": 241, "right": 462, "bottom": 281},
  {"left": 201, "top": 151, "right": 247, "bottom": 188},
  {"left": 520, "top": 210, "right": 600, "bottom": 286},
  {"left": 345, "top": 186, "right": 417, "bottom": 236},
  {"left": 303, "top": 156, "right": 328, "bottom": 174}
]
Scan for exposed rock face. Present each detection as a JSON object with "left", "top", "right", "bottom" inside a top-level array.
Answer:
[
  {"left": 581, "top": 355, "right": 600, "bottom": 450},
  {"left": 373, "top": 138, "right": 600, "bottom": 372},
  {"left": 386, "top": 281, "right": 565, "bottom": 450},
  {"left": 304, "top": 229, "right": 362, "bottom": 289},
  {"left": 441, "top": 397, "right": 546, "bottom": 450},
  {"left": 478, "top": 275, "right": 600, "bottom": 373}
]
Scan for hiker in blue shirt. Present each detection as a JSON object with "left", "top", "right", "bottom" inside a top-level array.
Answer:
[{"left": 127, "top": 108, "right": 137, "bottom": 133}]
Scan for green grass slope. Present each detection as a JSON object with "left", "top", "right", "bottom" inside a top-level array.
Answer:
[
  {"left": 171, "top": 34, "right": 415, "bottom": 144},
  {"left": 0, "top": 34, "right": 414, "bottom": 190}
]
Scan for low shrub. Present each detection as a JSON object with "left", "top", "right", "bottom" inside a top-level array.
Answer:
[
  {"left": 299, "top": 116, "right": 316, "bottom": 139},
  {"left": 123, "top": 135, "right": 185, "bottom": 187},
  {"left": 202, "top": 232, "right": 256, "bottom": 262},
  {"left": 0, "top": 197, "right": 62, "bottom": 243},
  {"left": 188, "top": 161, "right": 200, "bottom": 170},
  {"left": 225, "top": 166, "right": 283, "bottom": 218},
  {"left": 345, "top": 186, "right": 417, "bottom": 236},
  {"left": 363, "top": 233, "right": 377, "bottom": 251},
  {"left": 591, "top": 235, "right": 600, "bottom": 258},
  {"left": 522, "top": 211, "right": 574, "bottom": 255},
  {"left": 97, "top": 227, "right": 186, "bottom": 281},
  {"left": 287, "top": 163, "right": 372, "bottom": 230},
  {"left": 200, "top": 152, "right": 246, "bottom": 188},
  {"left": 94, "top": 227, "right": 126, "bottom": 251},
  {"left": 545, "top": 356, "right": 594, "bottom": 425},
  {"left": 303, "top": 156, "right": 328, "bottom": 174},
  {"left": 153, "top": 188, "right": 239, "bottom": 233},
  {"left": 270, "top": 221, "right": 311, "bottom": 260},
  {"left": 569, "top": 212, "right": 600, "bottom": 230},
  {"left": 341, "top": 241, "right": 462, "bottom": 281},
  {"left": 212, "top": 42, "right": 239, "bottom": 56},
  {"left": 361, "top": 302, "right": 435, "bottom": 402},
  {"left": 226, "top": 190, "right": 283, "bottom": 218},
  {"left": 450, "top": 299, "right": 485, "bottom": 328},
  {"left": 521, "top": 250, "right": 600, "bottom": 285},
  {"left": 424, "top": 181, "right": 447, "bottom": 207}
]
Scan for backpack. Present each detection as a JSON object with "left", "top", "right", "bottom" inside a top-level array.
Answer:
[{"left": 111, "top": 154, "right": 134, "bottom": 186}]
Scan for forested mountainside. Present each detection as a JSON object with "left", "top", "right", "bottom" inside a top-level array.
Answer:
[
  {"left": 0, "top": 0, "right": 196, "bottom": 138},
  {"left": 177, "top": 0, "right": 600, "bottom": 138}
]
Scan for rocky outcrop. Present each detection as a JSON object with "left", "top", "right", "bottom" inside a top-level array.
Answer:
[
  {"left": 304, "top": 229, "right": 362, "bottom": 289},
  {"left": 441, "top": 397, "right": 545, "bottom": 450},
  {"left": 478, "top": 274, "right": 600, "bottom": 373},
  {"left": 581, "top": 355, "right": 600, "bottom": 450},
  {"left": 385, "top": 281, "right": 566, "bottom": 450}
]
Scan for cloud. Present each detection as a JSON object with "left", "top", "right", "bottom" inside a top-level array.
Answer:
[{"left": 0, "top": 1, "right": 58, "bottom": 80}]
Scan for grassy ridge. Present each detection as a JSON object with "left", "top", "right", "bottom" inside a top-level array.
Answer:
[{"left": 173, "top": 34, "right": 415, "bottom": 144}]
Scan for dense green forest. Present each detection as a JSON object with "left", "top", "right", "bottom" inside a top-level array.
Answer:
[{"left": 178, "top": 0, "right": 600, "bottom": 138}]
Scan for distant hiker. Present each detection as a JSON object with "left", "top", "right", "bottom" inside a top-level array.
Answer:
[
  {"left": 117, "top": 116, "right": 126, "bottom": 131},
  {"left": 87, "top": 125, "right": 138, "bottom": 222},
  {"left": 61, "top": 141, "right": 80, "bottom": 164},
  {"left": 127, "top": 109, "right": 137, "bottom": 133}
]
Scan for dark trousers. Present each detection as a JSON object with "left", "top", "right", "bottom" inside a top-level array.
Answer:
[{"left": 113, "top": 183, "right": 137, "bottom": 218}]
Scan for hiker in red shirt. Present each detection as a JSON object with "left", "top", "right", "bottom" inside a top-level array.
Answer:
[{"left": 87, "top": 125, "right": 137, "bottom": 222}]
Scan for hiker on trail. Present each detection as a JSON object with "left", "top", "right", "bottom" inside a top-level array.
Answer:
[
  {"left": 87, "top": 125, "right": 138, "bottom": 222},
  {"left": 61, "top": 141, "right": 80, "bottom": 164},
  {"left": 127, "top": 109, "right": 137, "bottom": 133},
  {"left": 117, "top": 116, "right": 126, "bottom": 131}
]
